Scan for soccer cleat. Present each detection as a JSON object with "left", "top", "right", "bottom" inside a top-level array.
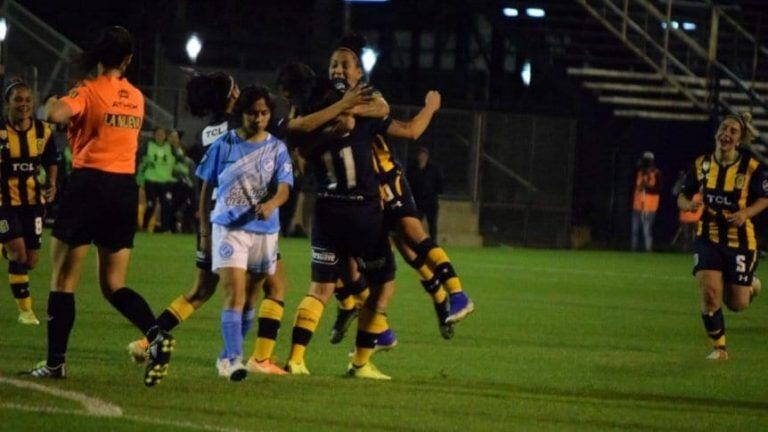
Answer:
[
  {"left": 347, "top": 362, "right": 391, "bottom": 380},
  {"left": 285, "top": 359, "right": 310, "bottom": 375},
  {"left": 127, "top": 339, "right": 149, "bottom": 364},
  {"left": 329, "top": 307, "right": 359, "bottom": 344},
  {"left": 17, "top": 310, "right": 40, "bottom": 325},
  {"left": 446, "top": 292, "right": 475, "bottom": 324},
  {"left": 374, "top": 329, "right": 398, "bottom": 353},
  {"left": 224, "top": 358, "right": 248, "bottom": 382},
  {"left": 750, "top": 277, "right": 762, "bottom": 303},
  {"left": 21, "top": 361, "right": 66, "bottom": 379},
  {"left": 706, "top": 348, "right": 729, "bottom": 361},
  {"left": 434, "top": 300, "right": 454, "bottom": 340},
  {"left": 247, "top": 358, "right": 288, "bottom": 375},
  {"left": 216, "top": 358, "right": 230, "bottom": 377},
  {"left": 144, "top": 331, "right": 175, "bottom": 387}
]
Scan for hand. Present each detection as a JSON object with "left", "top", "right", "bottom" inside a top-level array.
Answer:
[
  {"left": 425, "top": 90, "right": 441, "bottom": 112},
  {"left": 341, "top": 83, "right": 374, "bottom": 110},
  {"left": 255, "top": 201, "right": 276, "bottom": 220},
  {"left": 727, "top": 209, "right": 748, "bottom": 227},
  {"left": 682, "top": 201, "right": 702, "bottom": 212},
  {"left": 42, "top": 185, "right": 57, "bottom": 202}
]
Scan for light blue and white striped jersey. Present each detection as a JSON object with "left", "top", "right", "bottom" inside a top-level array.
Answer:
[{"left": 196, "top": 130, "right": 293, "bottom": 233}]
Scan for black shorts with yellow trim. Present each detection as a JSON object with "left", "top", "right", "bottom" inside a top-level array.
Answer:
[
  {"left": 379, "top": 170, "right": 419, "bottom": 224},
  {"left": 693, "top": 237, "right": 758, "bottom": 286},
  {"left": 53, "top": 168, "right": 138, "bottom": 250},
  {"left": 0, "top": 205, "right": 44, "bottom": 250}
]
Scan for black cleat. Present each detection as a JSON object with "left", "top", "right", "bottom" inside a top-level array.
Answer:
[
  {"left": 434, "top": 300, "right": 454, "bottom": 340},
  {"left": 329, "top": 307, "right": 358, "bottom": 344},
  {"left": 20, "top": 361, "right": 67, "bottom": 379},
  {"left": 144, "top": 331, "right": 175, "bottom": 387}
]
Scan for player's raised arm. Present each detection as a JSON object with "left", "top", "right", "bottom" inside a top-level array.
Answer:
[
  {"left": 288, "top": 83, "right": 372, "bottom": 134},
  {"left": 386, "top": 90, "right": 441, "bottom": 140}
]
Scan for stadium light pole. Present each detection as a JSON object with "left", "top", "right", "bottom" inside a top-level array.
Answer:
[
  {"left": 0, "top": 18, "right": 8, "bottom": 104},
  {"left": 361, "top": 47, "right": 377, "bottom": 75},
  {"left": 185, "top": 33, "right": 202, "bottom": 64}
]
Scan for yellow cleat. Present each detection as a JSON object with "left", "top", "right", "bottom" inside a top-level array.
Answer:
[
  {"left": 285, "top": 360, "right": 310, "bottom": 375},
  {"left": 347, "top": 362, "right": 391, "bottom": 380},
  {"left": 706, "top": 348, "right": 728, "bottom": 361},
  {"left": 18, "top": 310, "right": 40, "bottom": 325},
  {"left": 247, "top": 358, "right": 288, "bottom": 375},
  {"left": 127, "top": 338, "right": 149, "bottom": 364}
]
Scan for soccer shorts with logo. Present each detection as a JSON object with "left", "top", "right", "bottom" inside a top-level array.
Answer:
[
  {"left": 380, "top": 169, "right": 420, "bottom": 224},
  {"left": 0, "top": 205, "right": 44, "bottom": 250},
  {"left": 692, "top": 237, "right": 758, "bottom": 285},
  {"left": 211, "top": 224, "right": 279, "bottom": 274},
  {"left": 311, "top": 198, "right": 395, "bottom": 285},
  {"left": 53, "top": 169, "right": 138, "bottom": 250}
]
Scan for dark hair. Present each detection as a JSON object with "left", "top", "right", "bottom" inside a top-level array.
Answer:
[
  {"left": 4, "top": 79, "right": 31, "bottom": 102},
  {"left": 276, "top": 63, "right": 316, "bottom": 102},
  {"left": 186, "top": 72, "right": 234, "bottom": 119},
  {"left": 232, "top": 85, "right": 275, "bottom": 119},
  {"left": 74, "top": 26, "right": 133, "bottom": 75},
  {"left": 335, "top": 32, "right": 367, "bottom": 65},
  {"left": 298, "top": 77, "right": 343, "bottom": 117}
]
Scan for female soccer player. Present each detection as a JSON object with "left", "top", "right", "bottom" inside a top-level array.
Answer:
[
  {"left": 678, "top": 113, "right": 768, "bottom": 360},
  {"left": 327, "top": 34, "right": 474, "bottom": 345},
  {"left": 25, "top": 26, "right": 174, "bottom": 387},
  {"left": 196, "top": 85, "right": 293, "bottom": 380},
  {"left": 0, "top": 80, "right": 58, "bottom": 325}
]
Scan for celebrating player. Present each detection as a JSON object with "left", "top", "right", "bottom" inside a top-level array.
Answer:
[
  {"left": 0, "top": 80, "right": 58, "bottom": 325},
  {"left": 678, "top": 113, "right": 768, "bottom": 360}
]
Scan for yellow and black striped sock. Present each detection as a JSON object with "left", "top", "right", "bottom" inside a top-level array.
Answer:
[
  {"left": 416, "top": 238, "right": 463, "bottom": 294},
  {"left": 335, "top": 280, "right": 357, "bottom": 311},
  {"left": 252, "top": 298, "right": 284, "bottom": 362},
  {"left": 9, "top": 261, "right": 31, "bottom": 312},
  {"left": 702, "top": 309, "right": 726, "bottom": 349},
  {"left": 346, "top": 276, "right": 369, "bottom": 308},
  {"left": 405, "top": 251, "right": 447, "bottom": 303},
  {"left": 352, "top": 306, "right": 389, "bottom": 367},
  {"left": 157, "top": 295, "right": 197, "bottom": 332},
  {"left": 289, "top": 295, "right": 325, "bottom": 363}
]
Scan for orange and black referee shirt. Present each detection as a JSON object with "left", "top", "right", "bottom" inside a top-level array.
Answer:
[
  {"left": 681, "top": 151, "right": 768, "bottom": 251},
  {"left": 0, "top": 119, "right": 56, "bottom": 207}
]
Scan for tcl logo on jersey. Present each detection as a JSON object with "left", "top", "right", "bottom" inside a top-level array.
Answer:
[
  {"left": 11, "top": 162, "right": 36, "bottom": 172},
  {"left": 202, "top": 122, "right": 228, "bottom": 147},
  {"left": 705, "top": 193, "right": 735, "bottom": 206}
]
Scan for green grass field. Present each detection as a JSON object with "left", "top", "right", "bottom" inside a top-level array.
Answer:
[{"left": 1, "top": 233, "right": 767, "bottom": 431}]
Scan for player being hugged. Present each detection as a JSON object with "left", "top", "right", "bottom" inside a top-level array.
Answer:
[
  {"left": 678, "top": 112, "right": 768, "bottom": 361},
  {"left": 196, "top": 85, "right": 293, "bottom": 380}
]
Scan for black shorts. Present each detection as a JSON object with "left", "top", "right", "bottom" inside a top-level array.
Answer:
[
  {"left": 0, "top": 206, "right": 44, "bottom": 250},
  {"left": 692, "top": 238, "right": 758, "bottom": 286},
  {"left": 53, "top": 169, "right": 138, "bottom": 250},
  {"left": 380, "top": 170, "right": 419, "bottom": 225},
  {"left": 311, "top": 198, "right": 395, "bottom": 285}
]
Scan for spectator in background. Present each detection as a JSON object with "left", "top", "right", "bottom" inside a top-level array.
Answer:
[
  {"left": 140, "top": 127, "right": 175, "bottom": 232},
  {"left": 169, "top": 129, "right": 196, "bottom": 233},
  {"left": 631, "top": 151, "right": 662, "bottom": 252},
  {"left": 407, "top": 146, "right": 443, "bottom": 240}
]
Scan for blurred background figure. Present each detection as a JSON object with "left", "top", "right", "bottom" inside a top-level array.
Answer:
[
  {"left": 169, "top": 129, "right": 196, "bottom": 233},
  {"left": 408, "top": 147, "right": 443, "bottom": 240},
  {"left": 631, "top": 151, "right": 662, "bottom": 252},
  {"left": 140, "top": 127, "right": 175, "bottom": 233}
]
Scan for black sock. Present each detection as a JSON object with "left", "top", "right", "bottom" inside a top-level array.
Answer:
[
  {"left": 107, "top": 287, "right": 157, "bottom": 337},
  {"left": 156, "top": 309, "right": 181, "bottom": 332},
  {"left": 9, "top": 261, "right": 30, "bottom": 299},
  {"left": 47, "top": 292, "right": 75, "bottom": 367},
  {"left": 702, "top": 308, "right": 726, "bottom": 347}
]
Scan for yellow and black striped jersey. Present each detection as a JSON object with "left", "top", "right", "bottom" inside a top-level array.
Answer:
[
  {"left": 0, "top": 119, "right": 57, "bottom": 207},
  {"left": 681, "top": 152, "right": 768, "bottom": 250},
  {"left": 370, "top": 134, "right": 398, "bottom": 178}
]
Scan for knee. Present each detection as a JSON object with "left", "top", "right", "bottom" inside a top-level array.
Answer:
[
  {"left": 309, "top": 283, "right": 334, "bottom": 303},
  {"left": 188, "top": 279, "right": 217, "bottom": 304},
  {"left": 724, "top": 297, "right": 749, "bottom": 312},
  {"left": 700, "top": 286, "right": 720, "bottom": 311}
]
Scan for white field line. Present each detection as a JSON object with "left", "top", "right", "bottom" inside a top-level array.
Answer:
[
  {"left": 0, "top": 375, "right": 122, "bottom": 416},
  {"left": 0, "top": 375, "right": 251, "bottom": 432},
  {"left": 474, "top": 263, "right": 691, "bottom": 282}
]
